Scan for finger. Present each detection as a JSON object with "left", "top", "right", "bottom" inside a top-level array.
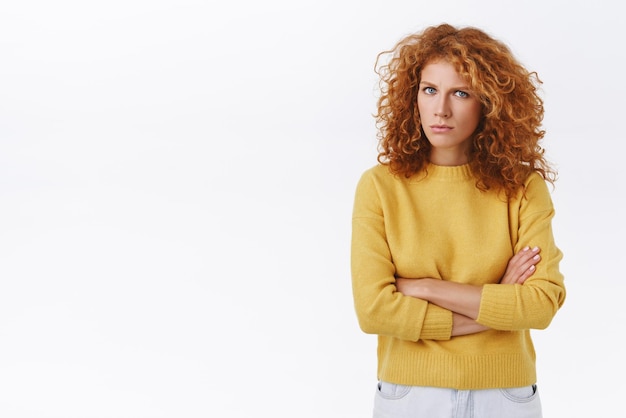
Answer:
[
  {"left": 501, "top": 250, "right": 541, "bottom": 284},
  {"left": 515, "top": 253, "right": 541, "bottom": 277},
  {"left": 517, "top": 246, "right": 540, "bottom": 261},
  {"left": 509, "top": 247, "right": 540, "bottom": 269},
  {"left": 516, "top": 263, "right": 537, "bottom": 284}
]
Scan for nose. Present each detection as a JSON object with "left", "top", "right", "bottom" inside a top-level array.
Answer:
[{"left": 435, "top": 95, "right": 450, "bottom": 118}]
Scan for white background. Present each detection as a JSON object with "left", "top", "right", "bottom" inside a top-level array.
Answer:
[{"left": 0, "top": 1, "right": 623, "bottom": 417}]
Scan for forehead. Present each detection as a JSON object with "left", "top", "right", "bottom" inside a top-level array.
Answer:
[{"left": 420, "top": 59, "right": 469, "bottom": 85}]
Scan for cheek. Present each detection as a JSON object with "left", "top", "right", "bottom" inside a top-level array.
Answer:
[
  {"left": 416, "top": 97, "right": 424, "bottom": 115},
  {"left": 467, "top": 105, "right": 482, "bottom": 128},
  {"left": 416, "top": 93, "right": 431, "bottom": 111}
]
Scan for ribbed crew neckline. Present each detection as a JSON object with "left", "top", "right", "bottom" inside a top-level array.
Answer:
[{"left": 408, "top": 163, "right": 473, "bottom": 182}]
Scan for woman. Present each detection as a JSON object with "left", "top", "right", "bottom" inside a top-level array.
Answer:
[{"left": 351, "top": 23, "right": 566, "bottom": 418}]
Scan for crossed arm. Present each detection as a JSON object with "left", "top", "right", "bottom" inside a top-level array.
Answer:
[{"left": 395, "top": 246, "right": 542, "bottom": 336}]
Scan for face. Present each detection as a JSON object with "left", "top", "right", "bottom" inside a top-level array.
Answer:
[{"left": 417, "top": 60, "right": 482, "bottom": 166}]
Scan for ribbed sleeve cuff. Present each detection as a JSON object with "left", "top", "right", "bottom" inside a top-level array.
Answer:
[
  {"left": 477, "top": 284, "right": 516, "bottom": 329},
  {"left": 420, "top": 303, "right": 453, "bottom": 340}
]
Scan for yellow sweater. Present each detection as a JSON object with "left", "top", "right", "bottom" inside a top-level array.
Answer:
[{"left": 351, "top": 163, "right": 565, "bottom": 390}]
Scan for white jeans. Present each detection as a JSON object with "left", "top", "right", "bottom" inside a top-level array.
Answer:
[{"left": 373, "top": 381, "right": 542, "bottom": 418}]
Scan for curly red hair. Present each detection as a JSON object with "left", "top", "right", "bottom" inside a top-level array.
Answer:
[{"left": 374, "top": 23, "right": 557, "bottom": 197}]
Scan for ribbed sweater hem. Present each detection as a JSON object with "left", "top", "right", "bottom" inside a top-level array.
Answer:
[{"left": 378, "top": 351, "right": 536, "bottom": 390}]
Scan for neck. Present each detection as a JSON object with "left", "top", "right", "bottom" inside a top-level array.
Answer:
[{"left": 429, "top": 152, "right": 468, "bottom": 166}]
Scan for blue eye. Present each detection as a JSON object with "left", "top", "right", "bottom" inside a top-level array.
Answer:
[
  {"left": 455, "top": 90, "right": 469, "bottom": 98},
  {"left": 423, "top": 87, "right": 436, "bottom": 94}
]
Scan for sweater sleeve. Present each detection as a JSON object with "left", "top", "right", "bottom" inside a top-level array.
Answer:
[
  {"left": 351, "top": 169, "right": 453, "bottom": 341},
  {"left": 477, "top": 174, "right": 566, "bottom": 330}
]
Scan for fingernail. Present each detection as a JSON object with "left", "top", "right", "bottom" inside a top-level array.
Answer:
[
  {"left": 533, "top": 254, "right": 540, "bottom": 260},
  {"left": 532, "top": 246, "right": 539, "bottom": 252}
]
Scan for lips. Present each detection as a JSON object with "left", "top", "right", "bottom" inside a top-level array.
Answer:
[{"left": 429, "top": 124, "right": 453, "bottom": 133}]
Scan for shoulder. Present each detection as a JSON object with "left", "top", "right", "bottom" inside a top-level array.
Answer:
[
  {"left": 518, "top": 171, "right": 555, "bottom": 211},
  {"left": 356, "top": 164, "right": 397, "bottom": 190},
  {"left": 359, "top": 163, "right": 393, "bottom": 180},
  {"left": 353, "top": 164, "right": 400, "bottom": 214},
  {"left": 524, "top": 172, "right": 552, "bottom": 196}
]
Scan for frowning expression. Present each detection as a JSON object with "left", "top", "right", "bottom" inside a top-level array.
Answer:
[{"left": 418, "top": 60, "right": 482, "bottom": 166}]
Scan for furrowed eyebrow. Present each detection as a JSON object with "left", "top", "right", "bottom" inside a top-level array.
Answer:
[{"left": 419, "top": 81, "right": 471, "bottom": 91}]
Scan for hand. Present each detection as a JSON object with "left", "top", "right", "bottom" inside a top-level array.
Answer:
[
  {"left": 452, "top": 313, "right": 490, "bottom": 336},
  {"left": 500, "top": 246, "right": 541, "bottom": 285},
  {"left": 395, "top": 277, "right": 432, "bottom": 298},
  {"left": 396, "top": 277, "right": 417, "bottom": 297}
]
